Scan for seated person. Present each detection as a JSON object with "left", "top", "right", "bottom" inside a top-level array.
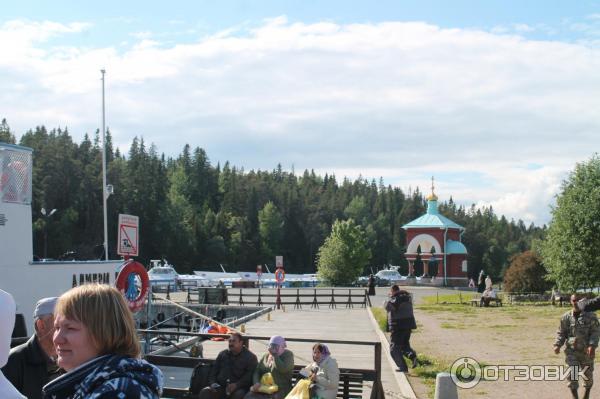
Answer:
[
  {"left": 245, "top": 335, "right": 294, "bottom": 399},
  {"left": 300, "top": 343, "right": 339, "bottom": 399},
  {"left": 480, "top": 287, "right": 497, "bottom": 307},
  {"left": 200, "top": 332, "right": 258, "bottom": 399}
]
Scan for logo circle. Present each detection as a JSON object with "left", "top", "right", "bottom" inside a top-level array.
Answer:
[{"left": 450, "top": 357, "right": 482, "bottom": 389}]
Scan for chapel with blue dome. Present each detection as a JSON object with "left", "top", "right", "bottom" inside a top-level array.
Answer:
[{"left": 402, "top": 178, "right": 468, "bottom": 286}]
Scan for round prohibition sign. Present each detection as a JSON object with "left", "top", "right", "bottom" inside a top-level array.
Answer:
[
  {"left": 115, "top": 260, "right": 150, "bottom": 313},
  {"left": 275, "top": 269, "right": 285, "bottom": 283}
]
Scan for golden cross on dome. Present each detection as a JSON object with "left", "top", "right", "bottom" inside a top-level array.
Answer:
[{"left": 431, "top": 176, "right": 435, "bottom": 196}]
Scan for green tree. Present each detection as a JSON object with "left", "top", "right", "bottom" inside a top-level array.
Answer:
[
  {"left": 258, "top": 201, "right": 284, "bottom": 263},
  {"left": 540, "top": 155, "right": 600, "bottom": 291},
  {"left": 316, "top": 219, "right": 371, "bottom": 285},
  {"left": 0, "top": 118, "right": 16, "bottom": 144}
]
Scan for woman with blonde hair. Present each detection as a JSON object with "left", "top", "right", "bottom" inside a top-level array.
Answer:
[{"left": 42, "top": 284, "right": 163, "bottom": 398}]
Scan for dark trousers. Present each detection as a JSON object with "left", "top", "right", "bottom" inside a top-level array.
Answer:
[{"left": 390, "top": 328, "right": 416, "bottom": 371}]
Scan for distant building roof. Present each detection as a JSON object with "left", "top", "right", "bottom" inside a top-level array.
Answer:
[{"left": 402, "top": 198, "right": 465, "bottom": 231}]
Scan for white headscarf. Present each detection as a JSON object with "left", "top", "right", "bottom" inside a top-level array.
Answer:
[{"left": 0, "top": 289, "right": 26, "bottom": 398}]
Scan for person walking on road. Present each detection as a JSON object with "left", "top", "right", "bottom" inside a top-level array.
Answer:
[
  {"left": 554, "top": 294, "right": 600, "bottom": 399},
  {"left": 384, "top": 285, "right": 418, "bottom": 372}
]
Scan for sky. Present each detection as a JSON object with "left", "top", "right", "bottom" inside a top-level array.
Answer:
[{"left": 1, "top": 1, "right": 600, "bottom": 226}]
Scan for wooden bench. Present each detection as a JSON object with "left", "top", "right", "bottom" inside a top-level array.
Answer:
[
  {"left": 145, "top": 355, "right": 371, "bottom": 399},
  {"left": 470, "top": 297, "right": 502, "bottom": 307},
  {"left": 291, "top": 365, "right": 367, "bottom": 399}
]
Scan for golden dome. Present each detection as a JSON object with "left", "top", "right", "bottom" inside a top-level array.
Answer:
[{"left": 427, "top": 176, "right": 438, "bottom": 201}]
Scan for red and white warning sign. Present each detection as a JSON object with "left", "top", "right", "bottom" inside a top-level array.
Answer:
[{"left": 117, "top": 214, "right": 139, "bottom": 257}]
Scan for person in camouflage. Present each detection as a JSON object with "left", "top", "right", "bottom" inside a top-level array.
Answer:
[{"left": 554, "top": 294, "right": 600, "bottom": 399}]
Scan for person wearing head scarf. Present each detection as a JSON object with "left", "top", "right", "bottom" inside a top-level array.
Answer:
[
  {"left": 300, "top": 343, "right": 339, "bottom": 399},
  {"left": 0, "top": 289, "right": 26, "bottom": 398},
  {"left": 245, "top": 335, "right": 294, "bottom": 399}
]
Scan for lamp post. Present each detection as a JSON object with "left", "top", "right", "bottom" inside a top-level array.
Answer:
[
  {"left": 101, "top": 69, "right": 109, "bottom": 261},
  {"left": 41, "top": 207, "right": 57, "bottom": 259}
]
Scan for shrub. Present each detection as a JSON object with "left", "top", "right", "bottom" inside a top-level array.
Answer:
[{"left": 503, "top": 251, "right": 550, "bottom": 294}]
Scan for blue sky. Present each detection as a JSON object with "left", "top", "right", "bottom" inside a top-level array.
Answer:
[
  {"left": 5, "top": 1, "right": 600, "bottom": 47},
  {"left": 1, "top": 1, "right": 600, "bottom": 225}
]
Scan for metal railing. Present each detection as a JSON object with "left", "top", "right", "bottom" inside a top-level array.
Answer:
[{"left": 226, "top": 288, "right": 372, "bottom": 308}]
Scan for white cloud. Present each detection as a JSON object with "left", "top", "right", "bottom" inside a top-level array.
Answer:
[{"left": 1, "top": 18, "right": 600, "bottom": 225}]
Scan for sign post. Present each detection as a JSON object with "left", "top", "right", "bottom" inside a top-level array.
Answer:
[
  {"left": 275, "top": 256, "right": 284, "bottom": 309},
  {"left": 117, "top": 214, "right": 139, "bottom": 259}
]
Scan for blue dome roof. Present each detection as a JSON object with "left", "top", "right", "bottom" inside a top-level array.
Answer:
[
  {"left": 446, "top": 239, "right": 467, "bottom": 254},
  {"left": 402, "top": 199, "right": 465, "bottom": 230}
]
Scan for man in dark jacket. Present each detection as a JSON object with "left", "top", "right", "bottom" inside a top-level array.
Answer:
[
  {"left": 199, "top": 332, "right": 258, "bottom": 399},
  {"left": 1, "top": 297, "right": 61, "bottom": 399},
  {"left": 384, "top": 285, "right": 418, "bottom": 372}
]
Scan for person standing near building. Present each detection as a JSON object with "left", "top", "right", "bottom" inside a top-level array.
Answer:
[
  {"left": 2, "top": 297, "right": 61, "bottom": 399},
  {"left": 384, "top": 285, "right": 418, "bottom": 372},
  {"left": 477, "top": 270, "right": 485, "bottom": 293},
  {"left": 554, "top": 294, "right": 600, "bottom": 399}
]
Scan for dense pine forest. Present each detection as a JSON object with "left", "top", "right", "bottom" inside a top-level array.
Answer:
[{"left": 0, "top": 120, "right": 546, "bottom": 279}]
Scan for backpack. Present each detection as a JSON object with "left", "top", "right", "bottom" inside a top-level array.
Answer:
[{"left": 190, "top": 362, "right": 213, "bottom": 394}]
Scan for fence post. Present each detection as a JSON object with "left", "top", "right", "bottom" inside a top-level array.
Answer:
[
  {"left": 434, "top": 373, "right": 458, "bottom": 399},
  {"left": 166, "top": 284, "right": 171, "bottom": 300},
  {"left": 311, "top": 289, "right": 319, "bottom": 309},
  {"left": 257, "top": 288, "right": 262, "bottom": 306},
  {"left": 329, "top": 289, "right": 336, "bottom": 309},
  {"left": 371, "top": 342, "right": 385, "bottom": 399},
  {"left": 187, "top": 288, "right": 191, "bottom": 303}
]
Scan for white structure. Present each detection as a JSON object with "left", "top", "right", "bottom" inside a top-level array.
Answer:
[{"left": 0, "top": 143, "right": 121, "bottom": 335}]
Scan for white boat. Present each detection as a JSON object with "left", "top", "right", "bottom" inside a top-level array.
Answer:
[
  {"left": 147, "top": 259, "right": 179, "bottom": 291},
  {"left": 0, "top": 143, "right": 121, "bottom": 336},
  {"left": 193, "top": 270, "right": 240, "bottom": 287},
  {"left": 148, "top": 259, "right": 210, "bottom": 291}
]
